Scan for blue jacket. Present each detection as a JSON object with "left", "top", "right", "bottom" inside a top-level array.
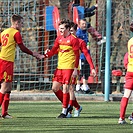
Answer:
[{"left": 76, "top": 28, "right": 90, "bottom": 60}]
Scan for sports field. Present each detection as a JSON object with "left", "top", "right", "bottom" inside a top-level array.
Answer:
[{"left": 0, "top": 101, "right": 133, "bottom": 133}]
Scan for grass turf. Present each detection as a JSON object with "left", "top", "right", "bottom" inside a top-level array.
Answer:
[{"left": 0, "top": 101, "right": 133, "bottom": 133}]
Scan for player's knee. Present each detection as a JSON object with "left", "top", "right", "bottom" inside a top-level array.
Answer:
[
  {"left": 69, "top": 85, "right": 74, "bottom": 92},
  {"left": 52, "top": 87, "right": 60, "bottom": 92}
]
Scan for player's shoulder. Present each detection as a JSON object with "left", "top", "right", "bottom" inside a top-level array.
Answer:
[
  {"left": 68, "top": 34, "right": 78, "bottom": 41},
  {"left": 71, "top": 34, "right": 77, "bottom": 38},
  {"left": 78, "top": 38, "right": 84, "bottom": 42},
  {"left": 78, "top": 38, "right": 86, "bottom": 44},
  {"left": 2, "top": 27, "right": 18, "bottom": 34}
]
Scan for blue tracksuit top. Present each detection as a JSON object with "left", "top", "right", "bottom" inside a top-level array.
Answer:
[{"left": 76, "top": 28, "right": 90, "bottom": 60}]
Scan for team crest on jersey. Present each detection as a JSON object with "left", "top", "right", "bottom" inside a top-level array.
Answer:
[{"left": 66, "top": 40, "right": 70, "bottom": 43}]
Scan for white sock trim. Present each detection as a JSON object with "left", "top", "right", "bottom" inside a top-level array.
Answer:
[{"left": 62, "top": 108, "right": 67, "bottom": 115}]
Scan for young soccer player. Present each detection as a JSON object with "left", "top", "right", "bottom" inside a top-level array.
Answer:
[
  {"left": 44, "top": 21, "right": 96, "bottom": 118},
  {"left": 67, "top": 22, "right": 96, "bottom": 117},
  {"left": 0, "top": 14, "right": 42, "bottom": 118},
  {"left": 43, "top": 19, "right": 79, "bottom": 118},
  {"left": 118, "top": 22, "right": 133, "bottom": 124}
]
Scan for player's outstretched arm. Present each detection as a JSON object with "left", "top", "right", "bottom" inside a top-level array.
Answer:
[{"left": 18, "top": 43, "right": 43, "bottom": 60}]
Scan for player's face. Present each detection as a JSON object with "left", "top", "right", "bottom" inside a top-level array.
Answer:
[
  {"left": 70, "top": 27, "right": 76, "bottom": 36},
  {"left": 15, "top": 19, "right": 24, "bottom": 31},
  {"left": 59, "top": 24, "right": 70, "bottom": 36},
  {"left": 79, "top": 20, "right": 87, "bottom": 30}
]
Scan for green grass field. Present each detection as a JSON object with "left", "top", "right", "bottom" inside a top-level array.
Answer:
[{"left": 0, "top": 101, "right": 133, "bottom": 133}]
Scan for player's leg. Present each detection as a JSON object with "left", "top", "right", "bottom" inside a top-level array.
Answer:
[
  {"left": 0, "top": 83, "right": 5, "bottom": 107},
  {"left": 67, "top": 85, "right": 75, "bottom": 118},
  {"left": 70, "top": 73, "right": 82, "bottom": 117},
  {"left": 73, "top": 82, "right": 82, "bottom": 117},
  {"left": 118, "top": 89, "right": 131, "bottom": 124},
  {"left": 0, "top": 59, "right": 5, "bottom": 106},
  {"left": 118, "top": 72, "right": 133, "bottom": 124},
  {"left": 52, "top": 69, "right": 63, "bottom": 102},
  {"left": 73, "top": 103, "right": 82, "bottom": 117},
  {"left": 68, "top": 85, "right": 75, "bottom": 107},
  {"left": 57, "top": 70, "right": 73, "bottom": 118},
  {"left": 68, "top": 88, "right": 82, "bottom": 118},
  {"left": 2, "top": 92, "right": 11, "bottom": 117},
  {"left": 1, "top": 83, "right": 12, "bottom": 119},
  {"left": 52, "top": 81, "right": 62, "bottom": 102},
  {"left": 0, "top": 59, "right": 13, "bottom": 119}
]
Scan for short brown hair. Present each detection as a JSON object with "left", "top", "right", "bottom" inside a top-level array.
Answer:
[
  {"left": 59, "top": 18, "right": 71, "bottom": 29},
  {"left": 11, "top": 14, "right": 23, "bottom": 23},
  {"left": 70, "top": 21, "right": 78, "bottom": 31}
]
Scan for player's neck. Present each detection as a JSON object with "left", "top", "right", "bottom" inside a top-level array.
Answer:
[
  {"left": 11, "top": 25, "right": 16, "bottom": 29},
  {"left": 64, "top": 32, "right": 70, "bottom": 38}
]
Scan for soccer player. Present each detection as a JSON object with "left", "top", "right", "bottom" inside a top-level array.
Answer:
[
  {"left": 0, "top": 14, "right": 42, "bottom": 119},
  {"left": 118, "top": 24, "right": 133, "bottom": 124},
  {"left": 43, "top": 19, "right": 79, "bottom": 118},
  {"left": 67, "top": 22, "right": 96, "bottom": 117}
]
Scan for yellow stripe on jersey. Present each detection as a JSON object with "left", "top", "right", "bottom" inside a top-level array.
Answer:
[
  {"left": 58, "top": 45, "right": 75, "bottom": 69},
  {"left": 71, "top": 34, "right": 77, "bottom": 38},
  {"left": 0, "top": 28, "right": 18, "bottom": 62}
]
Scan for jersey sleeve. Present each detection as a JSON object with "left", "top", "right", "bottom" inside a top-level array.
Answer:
[
  {"left": 14, "top": 31, "right": 23, "bottom": 44},
  {"left": 80, "top": 40, "right": 95, "bottom": 69},
  {"left": 71, "top": 37, "right": 79, "bottom": 50},
  {"left": 71, "top": 37, "right": 79, "bottom": 68},
  {"left": 46, "top": 37, "right": 59, "bottom": 58},
  {"left": 14, "top": 32, "right": 33, "bottom": 55}
]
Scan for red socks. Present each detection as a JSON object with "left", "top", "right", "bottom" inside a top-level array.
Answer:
[
  {"left": 69, "top": 100, "right": 74, "bottom": 107},
  {"left": 120, "top": 97, "right": 129, "bottom": 120},
  {"left": 73, "top": 98, "right": 80, "bottom": 110},
  {"left": 69, "top": 98, "right": 80, "bottom": 110},
  {"left": 62, "top": 93, "right": 69, "bottom": 108},
  {"left": 0, "top": 92, "right": 5, "bottom": 106},
  {"left": 54, "top": 89, "right": 63, "bottom": 102},
  {"left": 54, "top": 89, "right": 80, "bottom": 110},
  {"left": 54, "top": 90, "right": 70, "bottom": 109},
  {"left": 2, "top": 93, "right": 10, "bottom": 116}
]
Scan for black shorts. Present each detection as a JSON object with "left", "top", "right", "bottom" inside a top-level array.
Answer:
[{"left": 79, "top": 59, "right": 90, "bottom": 80}]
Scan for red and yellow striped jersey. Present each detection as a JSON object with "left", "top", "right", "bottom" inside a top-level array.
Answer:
[
  {"left": 0, "top": 28, "right": 21, "bottom": 62},
  {"left": 55, "top": 34, "right": 79, "bottom": 69}
]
